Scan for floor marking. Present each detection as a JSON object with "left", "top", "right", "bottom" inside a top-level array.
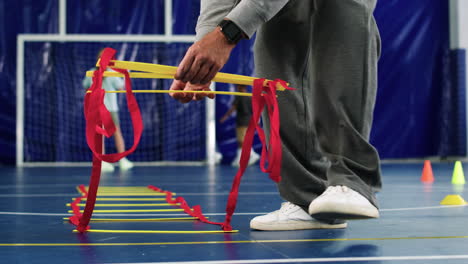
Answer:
[
  {"left": 1, "top": 235, "right": 468, "bottom": 246},
  {"left": 175, "top": 192, "right": 280, "bottom": 196},
  {"left": 85, "top": 193, "right": 168, "bottom": 196},
  {"left": 88, "top": 187, "right": 153, "bottom": 189},
  {"left": 106, "top": 255, "right": 468, "bottom": 264},
  {"left": 0, "top": 194, "right": 76, "bottom": 197},
  {"left": 74, "top": 229, "right": 238, "bottom": 234},
  {"left": 81, "top": 198, "right": 167, "bottom": 201},
  {"left": 68, "top": 209, "right": 185, "bottom": 213},
  {"left": 0, "top": 211, "right": 70, "bottom": 216},
  {"left": 0, "top": 184, "right": 79, "bottom": 189},
  {"left": 3, "top": 203, "right": 468, "bottom": 217},
  {"left": 62, "top": 217, "right": 199, "bottom": 222},
  {"left": 380, "top": 204, "right": 468, "bottom": 211},
  {"left": 0, "top": 192, "right": 280, "bottom": 197},
  {"left": 66, "top": 203, "right": 178, "bottom": 207}
]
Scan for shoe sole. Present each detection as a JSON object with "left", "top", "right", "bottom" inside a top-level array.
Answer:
[
  {"left": 310, "top": 211, "right": 378, "bottom": 220},
  {"left": 250, "top": 220, "right": 347, "bottom": 231},
  {"left": 308, "top": 198, "right": 380, "bottom": 221},
  {"left": 309, "top": 205, "right": 379, "bottom": 220}
]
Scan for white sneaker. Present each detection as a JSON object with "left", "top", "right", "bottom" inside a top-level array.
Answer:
[
  {"left": 250, "top": 202, "right": 347, "bottom": 231},
  {"left": 119, "top": 158, "right": 134, "bottom": 171},
  {"left": 232, "top": 149, "right": 260, "bottom": 167},
  {"left": 231, "top": 149, "right": 242, "bottom": 167},
  {"left": 248, "top": 149, "right": 260, "bottom": 166},
  {"left": 308, "top": 186, "right": 379, "bottom": 220},
  {"left": 215, "top": 152, "right": 223, "bottom": 164},
  {"left": 101, "top": 161, "right": 115, "bottom": 172}
]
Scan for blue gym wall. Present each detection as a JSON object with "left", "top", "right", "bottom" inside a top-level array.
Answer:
[{"left": 0, "top": 0, "right": 461, "bottom": 165}]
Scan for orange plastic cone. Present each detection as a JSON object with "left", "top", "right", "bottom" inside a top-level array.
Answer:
[{"left": 421, "top": 160, "right": 434, "bottom": 183}]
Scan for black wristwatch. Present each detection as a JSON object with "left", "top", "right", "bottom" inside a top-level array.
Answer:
[{"left": 218, "top": 20, "right": 245, "bottom": 44}]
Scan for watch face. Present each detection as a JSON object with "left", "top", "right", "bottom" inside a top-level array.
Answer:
[
  {"left": 220, "top": 21, "right": 242, "bottom": 43},
  {"left": 225, "top": 23, "right": 238, "bottom": 39}
]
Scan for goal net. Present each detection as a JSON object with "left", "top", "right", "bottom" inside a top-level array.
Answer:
[{"left": 20, "top": 40, "right": 210, "bottom": 164}]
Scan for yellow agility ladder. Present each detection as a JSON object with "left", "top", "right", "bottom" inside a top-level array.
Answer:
[
  {"left": 86, "top": 59, "right": 289, "bottom": 96},
  {"left": 71, "top": 47, "right": 293, "bottom": 233}
]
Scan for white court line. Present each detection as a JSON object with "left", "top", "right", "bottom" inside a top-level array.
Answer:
[
  {"left": 0, "top": 212, "right": 69, "bottom": 216},
  {"left": 380, "top": 204, "right": 467, "bottom": 211},
  {"left": 0, "top": 212, "right": 268, "bottom": 217},
  {"left": 0, "top": 192, "right": 279, "bottom": 197},
  {"left": 0, "top": 203, "right": 466, "bottom": 217},
  {"left": 0, "top": 183, "right": 275, "bottom": 189},
  {"left": 0, "top": 184, "right": 79, "bottom": 189},
  {"left": 109, "top": 255, "right": 468, "bottom": 264},
  {"left": 0, "top": 194, "right": 76, "bottom": 197},
  {"left": 177, "top": 192, "right": 280, "bottom": 196}
]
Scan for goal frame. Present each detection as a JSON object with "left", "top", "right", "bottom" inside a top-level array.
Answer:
[{"left": 16, "top": 0, "right": 217, "bottom": 167}]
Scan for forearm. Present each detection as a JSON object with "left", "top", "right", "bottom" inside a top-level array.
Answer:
[
  {"left": 227, "top": 0, "right": 290, "bottom": 38},
  {"left": 196, "top": 0, "right": 239, "bottom": 41},
  {"left": 196, "top": 0, "right": 290, "bottom": 40}
]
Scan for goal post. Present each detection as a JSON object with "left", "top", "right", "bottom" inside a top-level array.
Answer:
[{"left": 16, "top": 34, "right": 217, "bottom": 167}]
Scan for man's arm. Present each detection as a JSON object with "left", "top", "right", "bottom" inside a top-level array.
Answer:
[
  {"left": 196, "top": 0, "right": 290, "bottom": 41},
  {"left": 170, "top": 0, "right": 290, "bottom": 103}
]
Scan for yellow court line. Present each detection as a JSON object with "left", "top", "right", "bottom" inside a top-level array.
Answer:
[
  {"left": 86, "top": 189, "right": 163, "bottom": 192},
  {"left": 66, "top": 203, "right": 178, "bottom": 207},
  {"left": 93, "top": 192, "right": 166, "bottom": 194},
  {"left": 81, "top": 186, "right": 171, "bottom": 191},
  {"left": 80, "top": 198, "right": 166, "bottom": 201},
  {"left": 63, "top": 217, "right": 199, "bottom": 222},
  {"left": 68, "top": 209, "right": 184, "bottom": 213},
  {"left": 89, "top": 186, "right": 150, "bottom": 189},
  {"left": 90, "top": 190, "right": 158, "bottom": 192},
  {"left": 2, "top": 235, "right": 468, "bottom": 246},
  {"left": 92, "top": 191, "right": 165, "bottom": 193},
  {"left": 73, "top": 229, "right": 238, "bottom": 234},
  {"left": 80, "top": 193, "right": 169, "bottom": 196}
]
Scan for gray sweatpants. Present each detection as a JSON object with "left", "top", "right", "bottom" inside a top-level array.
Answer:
[{"left": 255, "top": 0, "right": 382, "bottom": 208}]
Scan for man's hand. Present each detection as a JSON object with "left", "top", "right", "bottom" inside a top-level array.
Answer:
[
  {"left": 169, "top": 80, "right": 215, "bottom": 104},
  {"left": 175, "top": 27, "right": 236, "bottom": 85}
]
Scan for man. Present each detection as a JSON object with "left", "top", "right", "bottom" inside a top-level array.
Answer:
[{"left": 170, "top": 0, "right": 382, "bottom": 231}]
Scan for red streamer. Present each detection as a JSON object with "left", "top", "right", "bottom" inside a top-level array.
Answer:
[
  {"left": 71, "top": 48, "right": 144, "bottom": 232},
  {"left": 221, "top": 78, "right": 294, "bottom": 231},
  {"left": 147, "top": 185, "right": 222, "bottom": 226},
  {"left": 69, "top": 185, "right": 89, "bottom": 229}
]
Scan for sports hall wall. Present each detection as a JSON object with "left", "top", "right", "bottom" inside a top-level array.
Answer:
[{"left": 0, "top": 0, "right": 460, "bottom": 165}]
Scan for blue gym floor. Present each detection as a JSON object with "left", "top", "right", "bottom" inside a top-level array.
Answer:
[{"left": 0, "top": 162, "right": 467, "bottom": 264}]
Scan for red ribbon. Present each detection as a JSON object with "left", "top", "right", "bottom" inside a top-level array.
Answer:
[
  {"left": 147, "top": 185, "right": 222, "bottom": 226},
  {"left": 72, "top": 48, "right": 144, "bottom": 232},
  {"left": 69, "top": 185, "right": 89, "bottom": 229},
  {"left": 221, "top": 78, "right": 293, "bottom": 231}
]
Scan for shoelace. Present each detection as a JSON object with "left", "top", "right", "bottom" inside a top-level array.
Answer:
[
  {"left": 279, "top": 202, "right": 299, "bottom": 214},
  {"left": 322, "top": 185, "right": 349, "bottom": 196}
]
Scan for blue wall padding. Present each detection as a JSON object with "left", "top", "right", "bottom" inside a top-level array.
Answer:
[{"left": 0, "top": 0, "right": 461, "bottom": 164}]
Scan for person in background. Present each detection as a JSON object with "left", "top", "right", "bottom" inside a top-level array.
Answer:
[
  {"left": 82, "top": 50, "right": 134, "bottom": 172},
  {"left": 220, "top": 84, "right": 260, "bottom": 167}
]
